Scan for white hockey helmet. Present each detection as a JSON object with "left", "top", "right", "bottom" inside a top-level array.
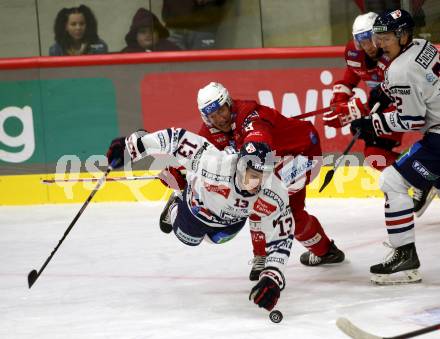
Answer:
[
  {"left": 352, "top": 12, "right": 378, "bottom": 49},
  {"left": 197, "top": 82, "right": 232, "bottom": 126}
]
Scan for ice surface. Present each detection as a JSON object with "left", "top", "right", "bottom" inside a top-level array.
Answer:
[{"left": 1, "top": 199, "right": 439, "bottom": 339}]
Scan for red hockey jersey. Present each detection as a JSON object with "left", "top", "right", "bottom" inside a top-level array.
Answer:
[{"left": 198, "top": 99, "right": 321, "bottom": 157}]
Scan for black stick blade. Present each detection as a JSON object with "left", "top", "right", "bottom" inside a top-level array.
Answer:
[
  {"left": 319, "top": 169, "right": 335, "bottom": 193},
  {"left": 28, "top": 270, "right": 38, "bottom": 288}
]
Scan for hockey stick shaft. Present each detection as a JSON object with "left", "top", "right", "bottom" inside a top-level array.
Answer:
[
  {"left": 319, "top": 102, "right": 380, "bottom": 193},
  {"left": 294, "top": 106, "right": 332, "bottom": 120},
  {"left": 28, "top": 163, "right": 115, "bottom": 288},
  {"left": 388, "top": 323, "right": 440, "bottom": 339},
  {"left": 318, "top": 129, "right": 361, "bottom": 193},
  {"left": 42, "top": 175, "right": 157, "bottom": 184},
  {"left": 336, "top": 317, "right": 440, "bottom": 339}
]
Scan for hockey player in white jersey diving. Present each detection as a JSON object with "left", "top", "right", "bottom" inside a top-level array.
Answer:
[
  {"left": 350, "top": 9, "right": 440, "bottom": 285},
  {"left": 106, "top": 128, "right": 296, "bottom": 311}
]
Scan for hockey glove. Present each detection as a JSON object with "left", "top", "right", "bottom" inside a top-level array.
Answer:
[
  {"left": 330, "top": 83, "right": 353, "bottom": 107},
  {"left": 157, "top": 166, "right": 187, "bottom": 190},
  {"left": 351, "top": 112, "right": 391, "bottom": 139},
  {"left": 249, "top": 268, "right": 285, "bottom": 311},
  {"left": 368, "top": 84, "right": 392, "bottom": 112},
  {"left": 323, "top": 97, "right": 367, "bottom": 128},
  {"left": 106, "top": 136, "right": 126, "bottom": 169}
]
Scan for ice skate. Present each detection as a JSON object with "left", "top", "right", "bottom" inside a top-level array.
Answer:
[
  {"left": 370, "top": 242, "right": 421, "bottom": 285},
  {"left": 300, "top": 240, "right": 345, "bottom": 266},
  {"left": 159, "top": 192, "right": 180, "bottom": 233}
]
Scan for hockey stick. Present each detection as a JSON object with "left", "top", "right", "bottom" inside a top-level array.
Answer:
[
  {"left": 319, "top": 129, "right": 361, "bottom": 192},
  {"left": 28, "top": 161, "right": 117, "bottom": 288},
  {"left": 319, "top": 102, "right": 380, "bottom": 193},
  {"left": 42, "top": 175, "right": 157, "bottom": 184},
  {"left": 294, "top": 106, "right": 332, "bottom": 120},
  {"left": 336, "top": 317, "right": 440, "bottom": 339}
]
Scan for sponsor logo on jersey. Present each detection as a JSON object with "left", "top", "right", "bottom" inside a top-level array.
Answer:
[
  {"left": 204, "top": 183, "right": 231, "bottom": 198},
  {"left": 426, "top": 73, "right": 436, "bottom": 83},
  {"left": 389, "top": 86, "right": 411, "bottom": 95},
  {"left": 253, "top": 197, "right": 277, "bottom": 216},
  {"left": 279, "top": 156, "right": 317, "bottom": 186},
  {"left": 412, "top": 161, "right": 439, "bottom": 181},
  {"left": 347, "top": 60, "right": 361, "bottom": 68},
  {"left": 347, "top": 50, "right": 359, "bottom": 58},
  {"left": 263, "top": 188, "right": 285, "bottom": 209},
  {"left": 191, "top": 142, "right": 209, "bottom": 171},
  {"left": 213, "top": 135, "right": 227, "bottom": 143},
  {"left": 415, "top": 43, "right": 438, "bottom": 69},
  {"left": 201, "top": 169, "right": 232, "bottom": 182},
  {"left": 220, "top": 209, "right": 243, "bottom": 222}
]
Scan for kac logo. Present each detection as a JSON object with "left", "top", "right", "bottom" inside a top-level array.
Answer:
[{"left": 0, "top": 106, "right": 35, "bottom": 163}]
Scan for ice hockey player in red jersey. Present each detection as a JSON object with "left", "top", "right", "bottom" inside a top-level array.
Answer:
[
  {"left": 323, "top": 12, "right": 399, "bottom": 170},
  {"left": 159, "top": 82, "right": 345, "bottom": 280},
  {"left": 322, "top": 12, "right": 433, "bottom": 216}
]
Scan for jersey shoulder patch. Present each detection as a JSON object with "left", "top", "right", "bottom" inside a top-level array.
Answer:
[{"left": 414, "top": 40, "right": 438, "bottom": 70}]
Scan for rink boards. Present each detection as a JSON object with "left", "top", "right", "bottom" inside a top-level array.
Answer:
[
  {"left": 0, "top": 166, "right": 385, "bottom": 205},
  {"left": 1, "top": 47, "right": 428, "bottom": 205}
]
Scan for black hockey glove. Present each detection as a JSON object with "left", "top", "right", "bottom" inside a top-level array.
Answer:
[
  {"left": 249, "top": 268, "right": 285, "bottom": 311},
  {"left": 350, "top": 116, "right": 375, "bottom": 143},
  {"left": 106, "top": 136, "right": 126, "bottom": 169},
  {"left": 368, "top": 84, "right": 392, "bottom": 112},
  {"left": 351, "top": 112, "right": 391, "bottom": 142}
]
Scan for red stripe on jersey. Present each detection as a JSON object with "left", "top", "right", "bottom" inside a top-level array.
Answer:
[{"left": 386, "top": 216, "right": 413, "bottom": 226}]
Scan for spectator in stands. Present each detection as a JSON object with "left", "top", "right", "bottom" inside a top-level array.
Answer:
[
  {"left": 162, "top": 0, "right": 228, "bottom": 50},
  {"left": 121, "top": 8, "right": 180, "bottom": 53},
  {"left": 49, "top": 5, "right": 108, "bottom": 56}
]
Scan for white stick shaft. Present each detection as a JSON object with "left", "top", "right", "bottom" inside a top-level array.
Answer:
[{"left": 42, "top": 176, "right": 157, "bottom": 184}]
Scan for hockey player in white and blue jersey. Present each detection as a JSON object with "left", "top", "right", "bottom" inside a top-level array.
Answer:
[
  {"left": 350, "top": 9, "right": 440, "bottom": 285},
  {"left": 106, "top": 128, "right": 294, "bottom": 311}
]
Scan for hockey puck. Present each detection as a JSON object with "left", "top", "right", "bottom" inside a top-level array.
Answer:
[{"left": 269, "top": 310, "right": 283, "bottom": 323}]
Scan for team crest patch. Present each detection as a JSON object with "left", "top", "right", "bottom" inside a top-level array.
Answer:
[
  {"left": 246, "top": 143, "right": 256, "bottom": 153},
  {"left": 390, "top": 10, "right": 401, "bottom": 19}
]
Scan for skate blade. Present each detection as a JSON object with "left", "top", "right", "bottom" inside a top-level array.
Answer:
[
  {"left": 371, "top": 269, "right": 422, "bottom": 285},
  {"left": 415, "top": 187, "right": 437, "bottom": 218}
]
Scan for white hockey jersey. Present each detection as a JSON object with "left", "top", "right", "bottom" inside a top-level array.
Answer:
[
  {"left": 125, "top": 128, "right": 294, "bottom": 274},
  {"left": 380, "top": 39, "right": 440, "bottom": 134}
]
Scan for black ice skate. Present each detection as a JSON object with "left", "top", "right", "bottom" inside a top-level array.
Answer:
[
  {"left": 300, "top": 240, "right": 345, "bottom": 266},
  {"left": 249, "top": 255, "right": 266, "bottom": 281},
  {"left": 370, "top": 242, "right": 421, "bottom": 285},
  {"left": 413, "top": 186, "right": 437, "bottom": 217},
  {"left": 159, "top": 192, "right": 180, "bottom": 234}
]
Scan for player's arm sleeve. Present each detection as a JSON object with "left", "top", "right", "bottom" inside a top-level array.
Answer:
[
  {"left": 341, "top": 66, "right": 361, "bottom": 89},
  {"left": 125, "top": 128, "right": 214, "bottom": 170},
  {"left": 241, "top": 106, "right": 277, "bottom": 147},
  {"left": 377, "top": 67, "right": 428, "bottom": 132},
  {"left": 255, "top": 201, "right": 294, "bottom": 275}
]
